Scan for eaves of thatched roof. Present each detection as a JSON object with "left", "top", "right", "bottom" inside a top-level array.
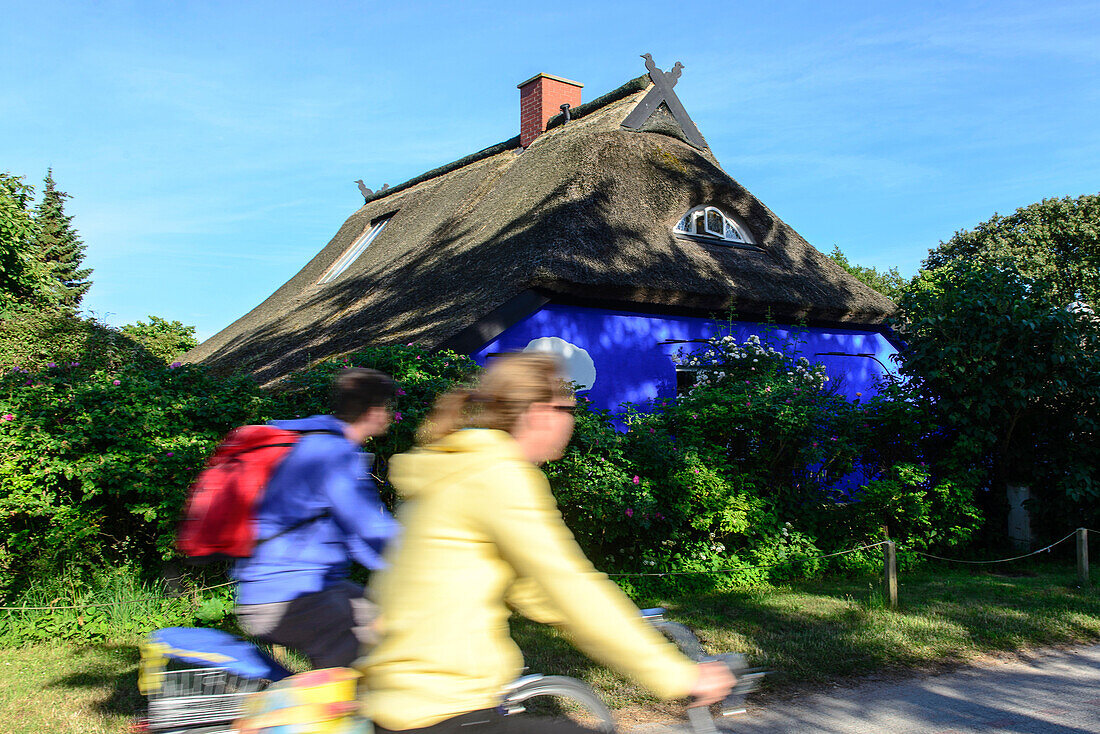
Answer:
[{"left": 187, "top": 76, "right": 896, "bottom": 383}]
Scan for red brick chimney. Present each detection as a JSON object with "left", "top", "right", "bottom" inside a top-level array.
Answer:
[{"left": 518, "top": 73, "right": 583, "bottom": 148}]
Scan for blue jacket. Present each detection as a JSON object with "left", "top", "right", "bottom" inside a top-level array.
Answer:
[{"left": 233, "top": 415, "right": 400, "bottom": 605}]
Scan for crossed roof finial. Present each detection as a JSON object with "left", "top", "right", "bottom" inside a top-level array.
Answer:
[{"left": 621, "top": 54, "right": 706, "bottom": 149}]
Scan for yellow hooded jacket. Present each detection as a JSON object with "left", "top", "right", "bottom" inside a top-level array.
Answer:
[{"left": 361, "top": 429, "right": 698, "bottom": 730}]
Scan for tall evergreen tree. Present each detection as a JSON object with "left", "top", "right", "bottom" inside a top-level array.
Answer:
[
  {"left": 33, "top": 169, "right": 92, "bottom": 310},
  {"left": 0, "top": 172, "right": 48, "bottom": 310}
]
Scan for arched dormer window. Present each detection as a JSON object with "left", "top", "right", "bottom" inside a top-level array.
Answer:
[{"left": 675, "top": 206, "right": 756, "bottom": 247}]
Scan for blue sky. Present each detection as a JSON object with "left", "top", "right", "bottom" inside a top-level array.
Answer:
[{"left": 3, "top": 1, "right": 1099, "bottom": 340}]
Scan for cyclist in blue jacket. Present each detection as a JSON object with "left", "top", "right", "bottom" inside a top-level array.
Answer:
[{"left": 233, "top": 368, "right": 400, "bottom": 669}]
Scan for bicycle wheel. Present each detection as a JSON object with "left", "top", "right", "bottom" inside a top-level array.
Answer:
[{"left": 501, "top": 675, "right": 616, "bottom": 733}]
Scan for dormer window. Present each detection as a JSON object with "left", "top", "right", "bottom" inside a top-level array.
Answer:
[
  {"left": 675, "top": 206, "right": 756, "bottom": 247},
  {"left": 318, "top": 215, "right": 392, "bottom": 284}
]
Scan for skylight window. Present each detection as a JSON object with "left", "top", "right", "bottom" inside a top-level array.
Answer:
[
  {"left": 318, "top": 216, "right": 391, "bottom": 284},
  {"left": 675, "top": 206, "right": 755, "bottom": 246}
]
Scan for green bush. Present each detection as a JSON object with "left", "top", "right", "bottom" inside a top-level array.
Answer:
[
  {"left": 0, "top": 360, "right": 267, "bottom": 593},
  {"left": 121, "top": 316, "right": 199, "bottom": 364},
  {"left": 548, "top": 330, "right": 982, "bottom": 590},
  {"left": 0, "top": 343, "right": 477, "bottom": 597},
  {"left": 0, "top": 309, "right": 159, "bottom": 373},
  {"left": 0, "top": 322, "right": 985, "bottom": 611}
]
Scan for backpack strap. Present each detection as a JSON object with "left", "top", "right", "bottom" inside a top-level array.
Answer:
[
  {"left": 253, "top": 427, "right": 346, "bottom": 547},
  {"left": 256, "top": 509, "right": 331, "bottom": 546}
]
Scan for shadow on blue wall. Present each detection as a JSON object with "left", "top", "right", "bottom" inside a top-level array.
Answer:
[{"left": 472, "top": 304, "right": 899, "bottom": 416}]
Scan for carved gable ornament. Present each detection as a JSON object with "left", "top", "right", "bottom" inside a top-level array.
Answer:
[{"left": 621, "top": 54, "right": 707, "bottom": 149}]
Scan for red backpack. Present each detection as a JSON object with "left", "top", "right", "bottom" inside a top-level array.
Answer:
[{"left": 177, "top": 425, "right": 336, "bottom": 561}]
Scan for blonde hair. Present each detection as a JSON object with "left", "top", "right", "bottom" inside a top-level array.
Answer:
[{"left": 418, "top": 353, "right": 572, "bottom": 444}]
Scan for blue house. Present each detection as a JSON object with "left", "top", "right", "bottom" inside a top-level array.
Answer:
[{"left": 190, "top": 62, "right": 899, "bottom": 412}]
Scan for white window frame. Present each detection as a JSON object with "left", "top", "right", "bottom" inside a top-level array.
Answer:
[
  {"left": 317, "top": 216, "right": 390, "bottom": 284},
  {"left": 675, "top": 206, "right": 755, "bottom": 246}
]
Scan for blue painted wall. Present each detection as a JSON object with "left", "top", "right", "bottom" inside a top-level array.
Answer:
[{"left": 471, "top": 303, "right": 899, "bottom": 415}]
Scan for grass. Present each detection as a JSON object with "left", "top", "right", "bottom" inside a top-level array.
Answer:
[
  {"left": 0, "top": 643, "right": 141, "bottom": 734},
  {"left": 512, "top": 563, "right": 1100, "bottom": 709},
  {"left": 3, "top": 563, "right": 1098, "bottom": 732}
]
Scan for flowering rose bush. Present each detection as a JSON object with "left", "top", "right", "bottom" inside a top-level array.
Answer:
[
  {"left": 0, "top": 360, "right": 266, "bottom": 593},
  {"left": 0, "top": 328, "right": 979, "bottom": 599},
  {"left": 547, "top": 329, "right": 979, "bottom": 592}
]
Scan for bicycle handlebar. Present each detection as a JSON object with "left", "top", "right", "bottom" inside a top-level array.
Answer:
[
  {"left": 497, "top": 609, "right": 763, "bottom": 734},
  {"left": 641, "top": 608, "right": 767, "bottom": 733}
]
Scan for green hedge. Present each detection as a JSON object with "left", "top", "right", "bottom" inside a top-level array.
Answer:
[
  {"left": 0, "top": 344, "right": 476, "bottom": 596},
  {"left": 0, "top": 327, "right": 980, "bottom": 601}
]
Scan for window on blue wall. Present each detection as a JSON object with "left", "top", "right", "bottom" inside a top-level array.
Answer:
[
  {"left": 675, "top": 366, "right": 700, "bottom": 394},
  {"left": 318, "top": 214, "right": 392, "bottom": 284},
  {"left": 675, "top": 206, "right": 756, "bottom": 247}
]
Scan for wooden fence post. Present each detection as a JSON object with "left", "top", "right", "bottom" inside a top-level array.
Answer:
[
  {"left": 1078, "top": 528, "right": 1090, "bottom": 588},
  {"left": 883, "top": 540, "right": 898, "bottom": 609}
]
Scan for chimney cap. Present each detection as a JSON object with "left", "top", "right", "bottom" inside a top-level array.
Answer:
[{"left": 517, "top": 72, "right": 584, "bottom": 90}]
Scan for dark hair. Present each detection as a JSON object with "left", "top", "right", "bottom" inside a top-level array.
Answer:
[{"left": 331, "top": 368, "right": 395, "bottom": 422}]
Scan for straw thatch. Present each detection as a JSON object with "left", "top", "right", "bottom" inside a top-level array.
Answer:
[{"left": 187, "top": 77, "right": 895, "bottom": 383}]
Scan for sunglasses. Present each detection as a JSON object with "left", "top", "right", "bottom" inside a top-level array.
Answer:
[{"left": 551, "top": 404, "right": 578, "bottom": 415}]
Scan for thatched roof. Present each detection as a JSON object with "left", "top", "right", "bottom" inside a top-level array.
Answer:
[{"left": 188, "top": 76, "right": 896, "bottom": 383}]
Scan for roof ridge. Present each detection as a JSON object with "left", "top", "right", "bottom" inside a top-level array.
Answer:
[
  {"left": 361, "top": 135, "right": 521, "bottom": 205},
  {"left": 360, "top": 74, "right": 650, "bottom": 207},
  {"left": 544, "top": 74, "right": 649, "bottom": 131}
]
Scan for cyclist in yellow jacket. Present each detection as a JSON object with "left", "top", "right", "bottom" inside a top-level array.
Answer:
[{"left": 361, "top": 353, "right": 734, "bottom": 733}]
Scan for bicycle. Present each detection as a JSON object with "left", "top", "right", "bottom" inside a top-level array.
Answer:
[
  {"left": 500, "top": 608, "right": 765, "bottom": 734},
  {"left": 135, "top": 608, "right": 764, "bottom": 733}
]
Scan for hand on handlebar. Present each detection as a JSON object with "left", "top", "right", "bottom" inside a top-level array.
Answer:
[{"left": 689, "top": 661, "right": 737, "bottom": 707}]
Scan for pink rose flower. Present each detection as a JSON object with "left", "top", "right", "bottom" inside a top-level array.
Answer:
[
  {"left": 625, "top": 508, "right": 634, "bottom": 518},
  {"left": 393, "top": 412, "right": 403, "bottom": 422},
  {"left": 632, "top": 475, "right": 640, "bottom": 485},
  {"left": 112, "top": 380, "right": 121, "bottom": 386}
]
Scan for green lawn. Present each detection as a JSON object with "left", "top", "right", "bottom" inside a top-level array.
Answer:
[
  {"left": 0, "top": 643, "right": 141, "bottom": 734},
  {"left": 4, "top": 565, "right": 1099, "bottom": 732},
  {"left": 516, "top": 565, "right": 1100, "bottom": 709}
]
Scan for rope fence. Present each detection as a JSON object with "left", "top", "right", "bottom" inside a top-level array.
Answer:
[
  {"left": 911, "top": 530, "right": 1078, "bottom": 565},
  {"left": 2, "top": 530, "right": 1097, "bottom": 614},
  {"left": 608, "top": 541, "right": 890, "bottom": 578}
]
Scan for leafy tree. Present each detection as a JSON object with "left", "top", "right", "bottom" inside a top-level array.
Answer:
[
  {"left": 926, "top": 194, "right": 1100, "bottom": 309},
  {"left": 32, "top": 169, "right": 92, "bottom": 311},
  {"left": 904, "top": 195, "right": 1100, "bottom": 533},
  {"left": 827, "top": 246, "right": 909, "bottom": 301},
  {"left": 121, "top": 316, "right": 200, "bottom": 363},
  {"left": 897, "top": 259, "right": 1100, "bottom": 527},
  {"left": 0, "top": 173, "right": 50, "bottom": 311}
]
